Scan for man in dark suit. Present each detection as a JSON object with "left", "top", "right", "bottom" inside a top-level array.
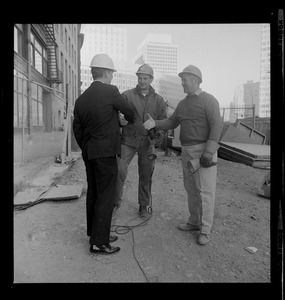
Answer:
[{"left": 73, "top": 54, "right": 135, "bottom": 255}]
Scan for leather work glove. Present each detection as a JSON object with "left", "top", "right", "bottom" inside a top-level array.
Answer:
[{"left": 200, "top": 152, "right": 213, "bottom": 168}]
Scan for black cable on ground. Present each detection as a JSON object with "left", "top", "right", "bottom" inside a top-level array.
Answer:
[
  {"left": 110, "top": 186, "right": 154, "bottom": 282},
  {"left": 111, "top": 212, "right": 152, "bottom": 282}
]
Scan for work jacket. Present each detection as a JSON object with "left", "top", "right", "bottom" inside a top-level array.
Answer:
[{"left": 121, "top": 85, "right": 167, "bottom": 148}]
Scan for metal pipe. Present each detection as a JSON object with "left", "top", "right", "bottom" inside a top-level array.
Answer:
[
  {"left": 21, "top": 78, "right": 24, "bottom": 162},
  {"left": 253, "top": 104, "right": 256, "bottom": 129},
  {"left": 27, "top": 24, "right": 32, "bottom": 135}
]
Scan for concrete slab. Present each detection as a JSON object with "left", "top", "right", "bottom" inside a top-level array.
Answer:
[
  {"left": 29, "top": 164, "right": 69, "bottom": 187},
  {"left": 13, "top": 156, "right": 54, "bottom": 195},
  {"left": 13, "top": 152, "right": 82, "bottom": 196},
  {"left": 41, "top": 184, "right": 84, "bottom": 200},
  {"left": 14, "top": 184, "right": 84, "bottom": 207},
  {"left": 14, "top": 187, "right": 49, "bottom": 206}
]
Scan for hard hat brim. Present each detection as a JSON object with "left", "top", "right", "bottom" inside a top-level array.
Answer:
[
  {"left": 136, "top": 72, "right": 153, "bottom": 77},
  {"left": 90, "top": 66, "right": 117, "bottom": 72},
  {"left": 178, "top": 72, "right": 202, "bottom": 82}
]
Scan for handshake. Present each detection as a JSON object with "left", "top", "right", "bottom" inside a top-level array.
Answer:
[
  {"left": 143, "top": 113, "right": 156, "bottom": 130},
  {"left": 143, "top": 113, "right": 215, "bottom": 168},
  {"left": 120, "top": 112, "right": 156, "bottom": 130}
]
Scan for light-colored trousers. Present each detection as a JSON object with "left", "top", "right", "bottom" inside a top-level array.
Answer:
[{"left": 181, "top": 143, "right": 217, "bottom": 235}]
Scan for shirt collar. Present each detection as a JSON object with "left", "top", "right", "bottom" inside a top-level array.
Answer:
[
  {"left": 194, "top": 88, "right": 202, "bottom": 95},
  {"left": 135, "top": 84, "right": 155, "bottom": 96},
  {"left": 187, "top": 88, "right": 202, "bottom": 97}
]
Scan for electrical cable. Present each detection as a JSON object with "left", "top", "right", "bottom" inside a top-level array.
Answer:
[
  {"left": 110, "top": 163, "right": 155, "bottom": 282},
  {"left": 110, "top": 207, "right": 152, "bottom": 282}
]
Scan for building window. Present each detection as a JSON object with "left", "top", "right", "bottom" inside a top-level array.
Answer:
[
  {"left": 60, "top": 24, "right": 63, "bottom": 43},
  {"left": 14, "top": 72, "right": 28, "bottom": 128},
  {"left": 74, "top": 26, "right": 76, "bottom": 43},
  {"left": 30, "top": 31, "right": 48, "bottom": 77},
  {"left": 65, "top": 28, "right": 68, "bottom": 51},
  {"left": 31, "top": 82, "right": 43, "bottom": 126},
  {"left": 14, "top": 24, "right": 23, "bottom": 56}
]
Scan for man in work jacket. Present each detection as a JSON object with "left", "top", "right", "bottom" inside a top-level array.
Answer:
[
  {"left": 144, "top": 65, "right": 222, "bottom": 245},
  {"left": 73, "top": 54, "right": 135, "bottom": 255},
  {"left": 114, "top": 64, "right": 167, "bottom": 219}
]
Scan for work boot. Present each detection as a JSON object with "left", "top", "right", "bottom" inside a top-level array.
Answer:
[
  {"left": 138, "top": 205, "right": 150, "bottom": 219},
  {"left": 178, "top": 223, "right": 200, "bottom": 231},
  {"left": 197, "top": 233, "right": 210, "bottom": 245}
]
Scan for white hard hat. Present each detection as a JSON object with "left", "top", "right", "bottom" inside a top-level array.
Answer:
[
  {"left": 178, "top": 65, "right": 202, "bottom": 83},
  {"left": 136, "top": 64, "right": 154, "bottom": 77},
  {"left": 90, "top": 53, "right": 116, "bottom": 71}
]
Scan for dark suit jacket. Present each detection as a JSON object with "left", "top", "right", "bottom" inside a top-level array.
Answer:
[{"left": 73, "top": 81, "right": 135, "bottom": 160}]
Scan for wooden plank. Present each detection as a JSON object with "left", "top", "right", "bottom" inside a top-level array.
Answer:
[
  {"left": 218, "top": 146, "right": 255, "bottom": 164},
  {"left": 219, "top": 142, "right": 270, "bottom": 159},
  {"left": 218, "top": 144, "right": 270, "bottom": 168}
]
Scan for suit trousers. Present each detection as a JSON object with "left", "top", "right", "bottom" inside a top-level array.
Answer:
[
  {"left": 116, "top": 137, "right": 155, "bottom": 207},
  {"left": 181, "top": 144, "right": 217, "bottom": 235},
  {"left": 84, "top": 156, "right": 118, "bottom": 246}
]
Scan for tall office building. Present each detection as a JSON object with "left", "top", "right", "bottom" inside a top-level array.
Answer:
[
  {"left": 132, "top": 33, "right": 178, "bottom": 76},
  {"left": 80, "top": 24, "right": 127, "bottom": 93},
  {"left": 80, "top": 24, "right": 127, "bottom": 65},
  {"left": 259, "top": 24, "right": 270, "bottom": 117},
  {"left": 230, "top": 80, "right": 260, "bottom": 122},
  {"left": 243, "top": 80, "right": 260, "bottom": 112}
]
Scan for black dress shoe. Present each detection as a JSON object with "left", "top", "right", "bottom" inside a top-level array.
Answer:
[{"left": 90, "top": 244, "right": 120, "bottom": 255}]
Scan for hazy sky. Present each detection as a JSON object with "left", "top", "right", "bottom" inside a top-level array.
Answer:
[{"left": 114, "top": 23, "right": 264, "bottom": 108}]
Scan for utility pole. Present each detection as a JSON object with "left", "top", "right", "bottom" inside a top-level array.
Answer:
[
  {"left": 253, "top": 104, "right": 256, "bottom": 130},
  {"left": 61, "top": 83, "right": 71, "bottom": 163}
]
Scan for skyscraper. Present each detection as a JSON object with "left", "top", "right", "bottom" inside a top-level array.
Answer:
[
  {"left": 230, "top": 80, "right": 260, "bottom": 122},
  {"left": 259, "top": 24, "right": 270, "bottom": 117},
  {"left": 243, "top": 80, "right": 260, "bottom": 113},
  {"left": 80, "top": 24, "right": 127, "bottom": 93},
  {"left": 80, "top": 24, "right": 127, "bottom": 65},
  {"left": 132, "top": 33, "right": 178, "bottom": 76}
]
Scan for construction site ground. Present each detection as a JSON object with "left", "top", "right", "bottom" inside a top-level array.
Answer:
[{"left": 13, "top": 149, "right": 272, "bottom": 284}]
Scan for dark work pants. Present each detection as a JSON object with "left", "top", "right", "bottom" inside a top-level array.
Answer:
[
  {"left": 116, "top": 137, "right": 155, "bottom": 207},
  {"left": 84, "top": 156, "right": 118, "bottom": 246}
]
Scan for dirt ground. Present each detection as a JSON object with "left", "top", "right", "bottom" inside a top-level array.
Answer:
[{"left": 13, "top": 149, "right": 271, "bottom": 283}]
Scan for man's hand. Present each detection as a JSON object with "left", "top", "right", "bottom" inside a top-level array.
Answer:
[
  {"left": 143, "top": 113, "right": 156, "bottom": 130},
  {"left": 200, "top": 152, "right": 213, "bottom": 168},
  {"left": 118, "top": 112, "right": 128, "bottom": 126}
]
